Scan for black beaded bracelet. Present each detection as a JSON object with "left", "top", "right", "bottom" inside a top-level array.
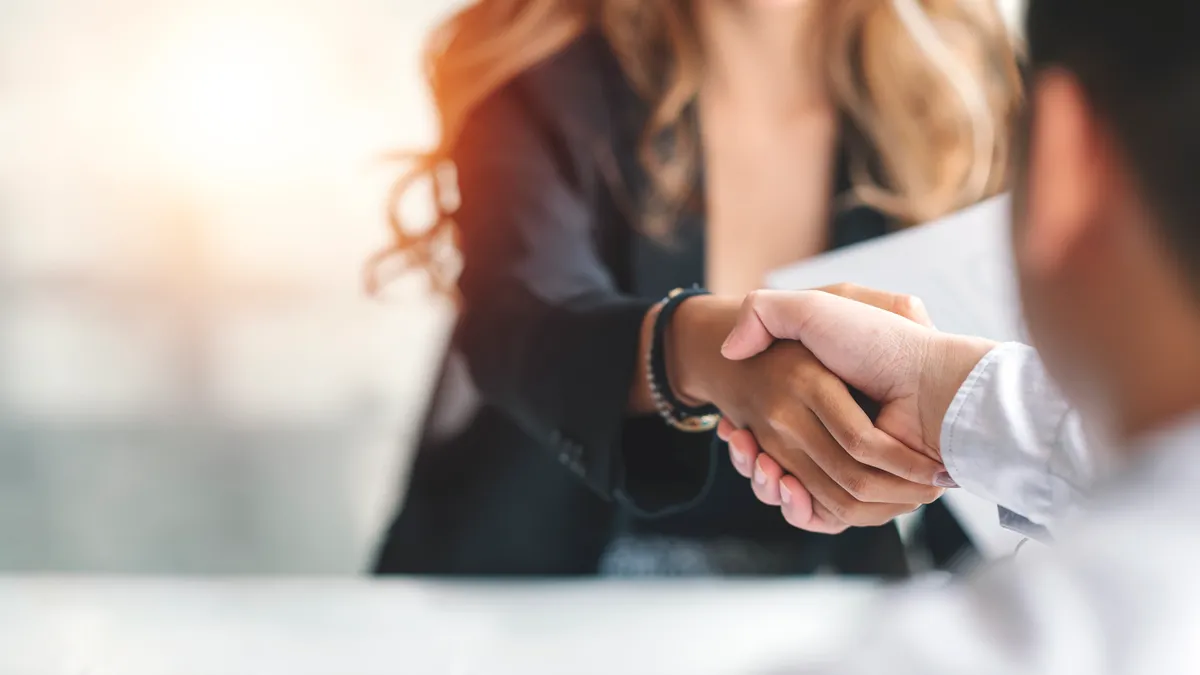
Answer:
[{"left": 647, "top": 287, "right": 721, "bottom": 432}]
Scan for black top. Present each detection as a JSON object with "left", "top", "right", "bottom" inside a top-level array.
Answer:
[{"left": 374, "top": 31, "right": 910, "bottom": 577}]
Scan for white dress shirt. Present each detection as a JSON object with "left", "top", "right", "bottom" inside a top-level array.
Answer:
[
  {"left": 942, "top": 343, "right": 1098, "bottom": 542},
  {"left": 783, "top": 343, "right": 1200, "bottom": 674}
]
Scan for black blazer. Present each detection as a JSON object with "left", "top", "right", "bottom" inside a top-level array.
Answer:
[{"left": 374, "top": 32, "right": 912, "bottom": 577}]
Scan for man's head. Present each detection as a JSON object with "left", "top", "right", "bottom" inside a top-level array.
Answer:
[{"left": 1013, "top": 1, "right": 1200, "bottom": 434}]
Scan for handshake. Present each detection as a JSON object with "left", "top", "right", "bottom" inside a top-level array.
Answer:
[{"left": 671, "top": 285, "right": 996, "bottom": 534}]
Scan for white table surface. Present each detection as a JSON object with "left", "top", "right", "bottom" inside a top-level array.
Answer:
[{"left": 0, "top": 577, "right": 883, "bottom": 675}]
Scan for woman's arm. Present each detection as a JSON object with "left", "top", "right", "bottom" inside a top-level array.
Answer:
[{"left": 452, "top": 81, "right": 725, "bottom": 515}]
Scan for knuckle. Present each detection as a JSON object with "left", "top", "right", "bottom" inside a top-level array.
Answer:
[
  {"left": 895, "top": 294, "right": 926, "bottom": 321},
  {"left": 806, "top": 377, "right": 838, "bottom": 407},
  {"left": 766, "top": 404, "right": 795, "bottom": 435},
  {"left": 774, "top": 399, "right": 802, "bottom": 423},
  {"left": 802, "top": 379, "right": 844, "bottom": 419},
  {"left": 794, "top": 356, "right": 828, "bottom": 383},
  {"left": 839, "top": 471, "right": 871, "bottom": 502},
  {"left": 842, "top": 428, "right": 870, "bottom": 460},
  {"left": 826, "top": 495, "right": 856, "bottom": 523},
  {"left": 822, "top": 498, "right": 847, "bottom": 522},
  {"left": 813, "top": 503, "right": 850, "bottom": 533}
]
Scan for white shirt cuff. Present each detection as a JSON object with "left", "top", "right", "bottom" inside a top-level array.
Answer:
[{"left": 939, "top": 342, "right": 1083, "bottom": 531}]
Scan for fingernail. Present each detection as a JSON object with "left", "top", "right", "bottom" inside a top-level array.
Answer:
[
  {"left": 720, "top": 334, "right": 734, "bottom": 355},
  {"left": 780, "top": 483, "right": 791, "bottom": 505},
  {"left": 732, "top": 452, "right": 747, "bottom": 468},
  {"left": 933, "top": 472, "right": 959, "bottom": 488},
  {"left": 754, "top": 459, "right": 766, "bottom": 485}
]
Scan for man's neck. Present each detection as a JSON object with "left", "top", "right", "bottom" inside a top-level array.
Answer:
[
  {"left": 1114, "top": 322, "right": 1200, "bottom": 445},
  {"left": 1120, "top": 379, "right": 1200, "bottom": 446}
]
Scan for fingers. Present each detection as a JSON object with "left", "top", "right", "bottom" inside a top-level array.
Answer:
[
  {"left": 721, "top": 290, "right": 818, "bottom": 361},
  {"left": 730, "top": 428, "right": 787, "bottom": 507},
  {"left": 780, "top": 475, "right": 847, "bottom": 534},
  {"left": 727, "top": 428, "right": 758, "bottom": 478},
  {"left": 742, "top": 433, "right": 846, "bottom": 534},
  {"left": 799, "top": 376, "right": 946, "bottom": 489},
  {"left": 808, "top": 498, "right": 851, "bottom": 534},
  {"left": 717, "top": 417, "right": 735, "bottom": 442},
  {"left": 727, "top": 423, "right": 889, "bottom": 534},
  {"left": 726, "top": 424, "right": 828, "bottom": 532},
  {"left": 787, "top": 449, "right": 923, "bottom": 528},
  {"left": 776, "top": 404, "right": 944, "bottom": 505},
  {"left": 752, "top": 452, "right": 784, "bottom": 507},
  {"left": 751, "top": 421, "right": 922, "bottom": 529}
]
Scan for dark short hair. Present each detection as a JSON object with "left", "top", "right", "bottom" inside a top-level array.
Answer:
[{"left": 1025, "top": 2, "right": 1200, "bottom": 289}]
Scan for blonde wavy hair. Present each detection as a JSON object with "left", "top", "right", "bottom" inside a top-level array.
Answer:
[{"left": 369, "top": 0, "right": 1022, "bottom": 293}]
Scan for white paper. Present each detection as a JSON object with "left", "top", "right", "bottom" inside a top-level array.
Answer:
[
  {"left": 767, "top": 194, "right": 1024, "bottom": 342},
  {"left": 767, "top": 195, "right": 1028, "bottom": 559}
]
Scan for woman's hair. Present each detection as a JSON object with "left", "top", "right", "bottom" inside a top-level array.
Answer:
[{"left": 368, "top": 0, "right": 1023, "bottom": 293}]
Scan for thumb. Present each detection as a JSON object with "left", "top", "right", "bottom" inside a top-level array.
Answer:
[
  {"left": 782, "top": 291, "right": 930, "bottom": 399},
  {"left": 720, "top": 290, "right": 819, "bottom": 360}
]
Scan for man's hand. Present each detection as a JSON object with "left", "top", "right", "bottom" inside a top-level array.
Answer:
[
  {"left": 719, "top": 288, "right": 997, "bottom": 531},
  {"left": 815, "top": 282, "right": 937, "bottom": 331}
]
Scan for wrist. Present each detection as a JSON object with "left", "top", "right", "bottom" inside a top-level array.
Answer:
[
  {"left": 920, "top": 333, "right": 998, "bottom": 457},
  {"left": 665, "top": 295, "right": 741, "bottom": 407}
]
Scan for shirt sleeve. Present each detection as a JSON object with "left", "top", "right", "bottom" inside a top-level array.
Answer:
[
  {"left": 450, "top": 82, "right": 714, "bottom": 516},
  {"left": 939, "top": 343, "right": 1095, "bottom": 534}
]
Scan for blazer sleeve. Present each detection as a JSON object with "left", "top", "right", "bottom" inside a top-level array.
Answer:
[{"left": 449, "top": 82, "right": 715, "bottom": 516}]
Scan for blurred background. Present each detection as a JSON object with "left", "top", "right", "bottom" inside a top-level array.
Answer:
[{"left": 0, "top": 0, "right": 1025, "bottom": 575}]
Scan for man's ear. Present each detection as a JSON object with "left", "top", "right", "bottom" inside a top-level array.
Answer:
[{"left": 1021, "top": 69, "right": 1107, "bottom": 276}]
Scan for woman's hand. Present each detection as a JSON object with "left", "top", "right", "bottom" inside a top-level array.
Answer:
[
  {"left": 720, "top": 418, "right": 857, "bottom": 532},
  {"left": 718, "top": 418, "right": 844, "bottom": 532},
  {"left": 665, "top": 294, "right": 945, "bottom": 533}
]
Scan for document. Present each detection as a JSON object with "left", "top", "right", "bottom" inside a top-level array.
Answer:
[
  {"left": 768, "top": 194, "right": 1024, "bottom": 343},
  {"left": 768, "top": 194, "right": 1029, "bottom": 558}
]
